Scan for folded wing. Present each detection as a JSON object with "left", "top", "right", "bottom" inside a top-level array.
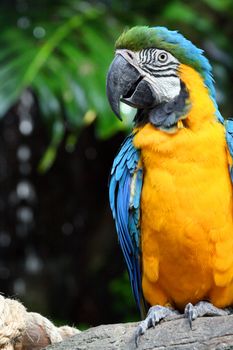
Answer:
[{"left": 109, "top": 134, "right": 146, "bottom": 316}]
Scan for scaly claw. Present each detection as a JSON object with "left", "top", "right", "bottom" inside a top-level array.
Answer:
[
  {"left": 184, "top": 301, "right": 230, "bottom": 329},
  {"left": 184, "top": 303, "right": 197, "bottom": 329},
  {"left": 135, "top": 305, "right": 179, "bottom": 347}
]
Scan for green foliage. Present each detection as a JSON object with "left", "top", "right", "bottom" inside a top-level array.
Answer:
[
  {"left": 0, "top": 0, "right": 233, "bottom": 172},
  {"left": 109, "top": 271, "right": 138, "bottom": 322},
  {"left": 0, "top": 0, "right": 122, "bottom": 170}
]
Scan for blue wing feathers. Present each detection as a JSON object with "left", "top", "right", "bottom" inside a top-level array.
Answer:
[
  {"left": 109, "top": 134, "right": 146, "bottom": 315},
  {"left": 225, "top": 119, "right": 233, "bottom": 183},
  {"left": 133, "top": 169, "right": 143, "bottom": 209},
  {"left": 226, "top": 119, "right": 233, "bottom": 154}
]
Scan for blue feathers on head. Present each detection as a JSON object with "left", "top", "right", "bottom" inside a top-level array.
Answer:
[{"left": 154, "top": 27, "right": 216, "bottom": 98}]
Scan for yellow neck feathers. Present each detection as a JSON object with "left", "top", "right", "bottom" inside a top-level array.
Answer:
[
  {"left": 133, "top": 64, "right": 220, "bottom": 154},
  {"left": 178, "top": 64, "right": 216, "bottom": 130}
]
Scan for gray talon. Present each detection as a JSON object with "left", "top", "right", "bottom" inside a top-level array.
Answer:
[
  {"left": 135, "top": 325, "right": 144, "bottom": 347},
  {"left": 184, "top": 302, "right": 195, "bottom": 329},
  {"left": 135, "top": 305, "right": 179, "bottom": 347},
  {"left": 184, "top": 301, "right": 229, "bottom": 329}
]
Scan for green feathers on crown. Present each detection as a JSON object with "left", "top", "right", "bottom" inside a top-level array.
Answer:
[
  {"left": 115, "top": 26, "right": 214, "bottom": 94},
  {"left": 116, "top": 26, "right": 174, "bottom": 52}
]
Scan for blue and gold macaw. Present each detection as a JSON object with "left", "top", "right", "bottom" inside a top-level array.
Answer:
[{"left": 107, "top": 26, "right": 233, "bottom": 342}]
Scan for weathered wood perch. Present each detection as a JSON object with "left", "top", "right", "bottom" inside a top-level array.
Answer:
[
  {"left": 44, "top": 314, "right": 233, "bottom": 350},
  {"left": 1, "top": 295, "right": 233, "bottom": 349}
]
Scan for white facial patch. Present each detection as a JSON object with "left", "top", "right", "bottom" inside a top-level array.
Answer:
[
  {"left": 116, "top": 48, "right": 181, "bottom": 104},
  {"left": 143, "top": 74, "right": 181, "bottom": 103},
  {"left": 136, "top": 48, "right": 181, "bottom": 103}
]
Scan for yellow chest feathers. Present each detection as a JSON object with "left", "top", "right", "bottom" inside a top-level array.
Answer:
[
  {"left": 133, "top": 121, "right": 233, "bottom": 307},
  {"left": 134, "top": 121, "right": 233, "bottom": 298},
  {"left": 134, "top": 121, "right": 233, "bottom": 233},
  {"left": 131, "top": 64, "right": 233, "bottom": 309},
  {"left": 133, "top": 64, "right": 233, "bottom": 237}
]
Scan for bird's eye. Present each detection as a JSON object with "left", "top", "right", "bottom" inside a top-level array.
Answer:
[{"left": 158, "top": 52, "right": 168, "bottom": 63}]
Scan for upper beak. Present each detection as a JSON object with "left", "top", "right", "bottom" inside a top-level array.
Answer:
[{"left": 106, "top": 54, "right": 157, "bottom": 119}]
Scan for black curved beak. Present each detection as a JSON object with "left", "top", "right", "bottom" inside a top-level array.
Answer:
[{"left": 106, "top": 54, "right": 157, "bottom": 119}]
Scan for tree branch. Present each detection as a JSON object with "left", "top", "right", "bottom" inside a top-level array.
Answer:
[{"left": 44, "top": 314, "right": 233, "bottom": 349}]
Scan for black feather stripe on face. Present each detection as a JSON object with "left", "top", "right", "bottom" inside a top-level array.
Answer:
[
  {"left": 138, "top": 48, "right": 180, "bottom": 82},
  {"left": 142, "top": 66, "right": 178, "bottom": 78}
]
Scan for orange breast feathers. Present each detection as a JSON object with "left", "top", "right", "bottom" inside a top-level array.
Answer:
[{"left": 133, "top": 64, "right": 233, "bottom": 311}]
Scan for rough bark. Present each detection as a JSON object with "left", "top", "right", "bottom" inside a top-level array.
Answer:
[{"left": 44, "top": 314, "right": 233, "bottom": 350}]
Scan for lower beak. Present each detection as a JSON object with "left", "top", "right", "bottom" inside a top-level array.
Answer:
[{"left": 106, "top": 54, "right": 156, "bottom": 119}]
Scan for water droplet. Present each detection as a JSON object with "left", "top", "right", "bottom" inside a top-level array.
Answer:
[
  {"left": 17, "top": 181, "right": 30, "bottom": 199},
  {"left": 17, "top": 16, "right": 30, "bottom": 29},
  {"left": 17, "top": 145, "right": 31, "bottom": 162},
  {"left": 25, "top": 252, "right": 43, "bottom": 273},
  {"left": 16, "top": 181, "right": 36, "bottom": 202},
  {"left": 19, "top": 120, "right": 33, "bottom": 135},
  {"left": 33, "top": 26, "right": 46, "bottom": 39},
  {"left": 17, "top": 207, "right": 33, "bottom": 224},
  {"left": 13, "top": 278, "right": 26, "bottom": 295}
]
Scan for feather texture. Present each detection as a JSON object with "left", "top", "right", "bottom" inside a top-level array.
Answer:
[
  {"left": 109, "top": 134, "right": 146, "bottom": 315},
  {"left": 226, "top": 119, "right": 233, "bottom": 181},
  {"left": 109, "top": 26, "right": 233, "bottom": 316},
  {"left": 116, "top": 26, "right": 224, "bottom": 123}
]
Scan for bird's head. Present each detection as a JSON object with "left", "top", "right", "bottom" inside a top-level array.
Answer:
[{"left": 106, "top": 26, "right": 220, "bottom": 132}]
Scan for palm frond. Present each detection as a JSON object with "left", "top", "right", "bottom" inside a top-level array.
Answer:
[{"left": 0, "top": 3, "right": 123, "bottom": 170}]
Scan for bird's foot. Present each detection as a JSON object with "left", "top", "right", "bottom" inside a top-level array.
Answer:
[
  {"left": 135, "top": 305, "right": 179, "bottom": 347},
  {"left": 184, "top": 301, "right": 230, "bottom": 329}
]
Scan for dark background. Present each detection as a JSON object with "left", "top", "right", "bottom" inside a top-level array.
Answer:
[{"left": 0, "top": 0, "right": 232, "bottom": 328}]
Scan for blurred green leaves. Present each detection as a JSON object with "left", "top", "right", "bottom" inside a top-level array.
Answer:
[
  {"left": 0, "top": 0, "right": 233, "bottom": 171},
  {"left": 109, "top": 271, "right": 138, "bottom": 322},
  {"left": 0, "top": 1, "right": 122, "bottom": 171}
]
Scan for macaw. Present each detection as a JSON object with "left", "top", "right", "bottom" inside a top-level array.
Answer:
[{"left": 106, "top": 26, "right": 233, "bottom": 342}]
